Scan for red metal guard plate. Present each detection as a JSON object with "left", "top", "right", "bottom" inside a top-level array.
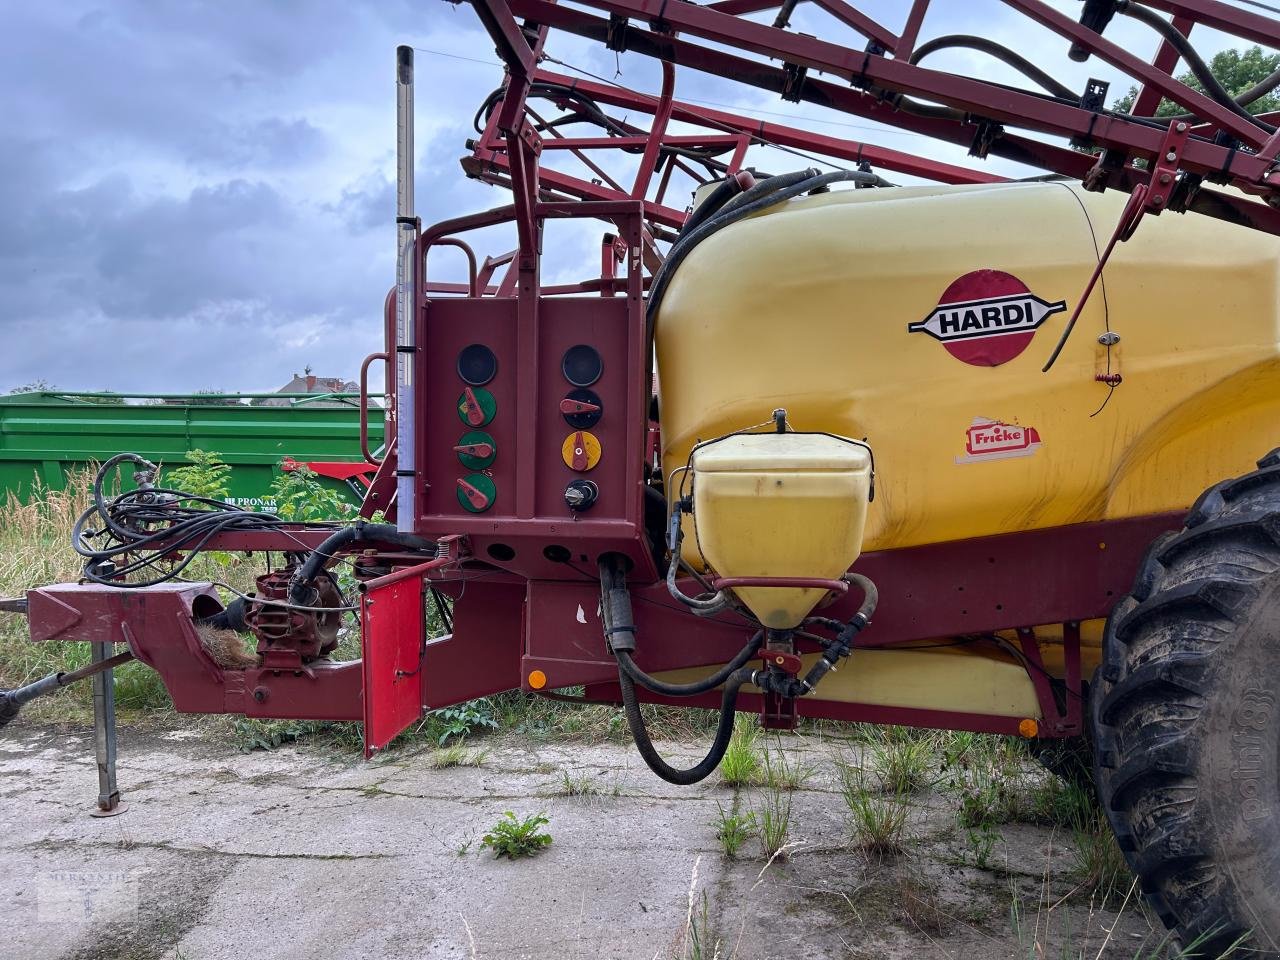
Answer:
[{"left": 361, "top": 576, "right": 425, "bottom": 756}]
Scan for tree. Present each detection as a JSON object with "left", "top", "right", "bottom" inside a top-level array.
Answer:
[
  {"left": 1112, "top": 45, "right": 1279, "bottom": 116},
  {"left": 7, "top": 380, "right": 54, "bottom": 394}
]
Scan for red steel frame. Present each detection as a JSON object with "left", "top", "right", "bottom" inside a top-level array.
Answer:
[{"left": 21, "top": 0, "right": 1280, "bottom": 757}]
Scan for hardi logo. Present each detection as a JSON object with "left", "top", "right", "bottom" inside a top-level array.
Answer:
[
  {"left": 908, "top": 269, "right": 1066, "bottom": 366},
  {"left": 955, "top": 417, "right": 1042, "bottom": 464}
]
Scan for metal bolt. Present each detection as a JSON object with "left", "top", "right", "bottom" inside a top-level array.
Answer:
[
  {"left": 1175, "top": 122, "right": 1187, "bottom": 133},
  {"left": 1152, "top": 195, "right": 1164, "bottom": 206},
  {"left": 1165, "top": 150, "right": 1177, "bottom": 162},
  {"left": 1159, "top": 173, "right": 1171, "bottom": 184}
]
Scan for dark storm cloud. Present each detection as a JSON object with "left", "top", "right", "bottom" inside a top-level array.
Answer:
[
  {"left": 0, "top": 0, "right": 1173, "bottom": 394},
  {"left": 0, "top": 0, "right": 493, "bottom": 394}
]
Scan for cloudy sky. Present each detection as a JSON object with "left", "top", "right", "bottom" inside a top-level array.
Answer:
[{"left": 0, "top": 1, "right": 1255, "bottom": 395}]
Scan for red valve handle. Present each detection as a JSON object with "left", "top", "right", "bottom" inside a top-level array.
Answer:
[
  {"left": 453, "top": 442, "right": 494, "bottom": 458},
  {"left": 559, "top": 397, "right": 601, "bottom": 415},
  {"left": 456, "top": 477, "right": 491, "bottom": 509},
  {"left": 760, "top": 650, "right": 804, "bottom": 674},
  {"left": 570, "top": 431, "right": 589, "bottom": 472},
  {"left": 460, "top": 387, "right": 485, "bottom": 426}
]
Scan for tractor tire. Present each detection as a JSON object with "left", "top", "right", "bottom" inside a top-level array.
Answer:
[{"left": 1093, "top": 451, "right": 1280, "bottom": 958}]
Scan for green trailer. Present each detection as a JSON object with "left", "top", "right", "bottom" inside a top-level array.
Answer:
[{"left": 0, "top": 392, "right": 384, "bottom": 514}]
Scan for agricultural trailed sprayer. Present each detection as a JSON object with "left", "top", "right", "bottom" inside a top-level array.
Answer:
[{"left": 4, "top": 0, "right": 1280, "bottom": 953}]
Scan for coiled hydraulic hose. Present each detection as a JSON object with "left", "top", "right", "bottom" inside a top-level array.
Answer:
[
  {"left": 617, "top": 664, "right": 755, "bottom": 786},
  {"left": 600, "top": 555, "right": 759, "bottom": 784}
]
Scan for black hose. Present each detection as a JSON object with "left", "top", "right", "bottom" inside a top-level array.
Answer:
[
  {"left": 617, "top": 663, "right": 753, "bottom": 785},
  {"left": 600, "top": 554, "right": 759, "bottom": 784},
  {"left": 615, "top": 632, "right": 763, "bottom": 697},
  {"left": 1117, "top": 1, "right": 1277, "bottom": 135},
  {"left": 911, "top": 35, "right": 1078, "bottom": 100},
  {"left": 288, "top": 522, "right": 434, "bottom": 604},
  {"left": 679, "top": 175, "right": 746, "bottom": 236}
]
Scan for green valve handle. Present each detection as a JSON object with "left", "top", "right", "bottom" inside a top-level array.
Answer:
[
  {"left": 454, "top": 431, "right": 496, "bottom": 469},
  {"left": 456, "top": 473, "right": 496, "bottom": 513},
  {"left": 457, "top": 386, "right": 496, "bottom": 427}
]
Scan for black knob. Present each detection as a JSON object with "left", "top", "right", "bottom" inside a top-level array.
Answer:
[{"left": 564, "top": 479, "right": 599, "bottom": 512}]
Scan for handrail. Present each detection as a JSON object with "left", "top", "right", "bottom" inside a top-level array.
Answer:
[{"left": 359, "top": 352, "right": 390, "bottom": 466}]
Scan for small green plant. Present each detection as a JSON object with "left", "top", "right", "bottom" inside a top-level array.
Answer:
[
  {"left": 965, "top": 823, "right": 999, "bottom": 870},
  {"left": 940, "top": 733, "right": 1023, "bottom": 829},
  {"left": 269, "top": 460, "right": 355, "bottom": 520},
  {"left": 838, "top": 755, "right": 910, "bottom": 858},
  {"left": 229, "top": 717, "right": 353, "bottom": 752},
  {"left": 684, "top": 889, "right": 718, "bottom": 960},
  {"left": 480, "top": 811, "right": 552, "bottom": 859},
  {"left": 422, "top": 698, "right": 500, "bottom": 745},
  {"left": 713, "top": 802, "right": 757, "bottom": 859},
  {"left": 719, "top": 713, "right": 762, "bottom": 787},
  {"left": 430, "top": 744, "right": 488, "bottom": 769},
  {"left": 759, "top": 742, "right": 814, "bottom": 791},
  {"left": 870, "top": 727, "right": 935, "bottom": 794},
  {"left": 556, "top": 768, "right": 620, "bottom": 798},
  {"left": 754, "top": 760, "right": 793, "bottom": 861},
  {"left": 168, "top": 449, "right": 231, "bottom": 504},
  {"left": 1069, "top": 807, "right": 1133, "bottom": 907}
]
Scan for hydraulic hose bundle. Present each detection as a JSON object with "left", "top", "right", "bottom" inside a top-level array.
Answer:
[
  {"left": 71, "top": 455, "right": 433, "bottom": 606},
  {"left": 71, "top": 454, "right": 317, "bottom": 587}
]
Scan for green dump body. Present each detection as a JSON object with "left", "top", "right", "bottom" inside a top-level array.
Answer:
[{"left": 0, "top": 393, "right": 385, "bottom": 514}]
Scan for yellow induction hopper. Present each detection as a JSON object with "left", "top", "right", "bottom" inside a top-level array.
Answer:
[{"left": 690, "top": 432, "right": 872, "bottom": 629}]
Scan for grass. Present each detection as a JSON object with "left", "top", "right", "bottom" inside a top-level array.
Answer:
[
  {"left": 753, "top": 770, "right": 793, "bottom": 861},
  {"left": 429, "top": 744, "right": 489, "bottom": 768},
  {"left": 869, "top": 726, "right": 936, "bottom": 794},
  {"left": 837, "top": 751, "right": 911, "bottom": 858},
  {"left": 556, "top": 767, "right": 622, "bottom": 799},
  {"left": 1068, "top": 807, "right": 1132, "bottom": 907},
  {"left": 719, "top": 713, "right": 763, "bottom": 787},
  {"left": 713, "top": 800, "right": 756, "bottom": 859},
  {"left": 759, "top": 740, "right": 814, "bottom": 791}
]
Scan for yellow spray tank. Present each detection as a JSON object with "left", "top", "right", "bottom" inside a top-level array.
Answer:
[
  {"left": 655, "top": 179, "right": 1280, "bottom": 638},
  {"left": 689, "top": 430, "right": 872, "bottom": 628}
]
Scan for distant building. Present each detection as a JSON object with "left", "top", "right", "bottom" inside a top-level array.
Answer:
[{"left": 258, "top": 373, "right": 363, "bottom": 408}]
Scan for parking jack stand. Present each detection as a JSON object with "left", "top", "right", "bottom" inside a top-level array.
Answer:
[{"left": 89, "top": 643, "right": 127, "bottom": 818}]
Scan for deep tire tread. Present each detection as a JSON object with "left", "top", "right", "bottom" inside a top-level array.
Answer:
[{"left": 1094, "top": 458, "right": 1280, "bottom": 959}]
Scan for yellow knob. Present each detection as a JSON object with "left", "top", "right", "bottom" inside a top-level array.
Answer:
[{"left": 561, "top": 430, "right": 602, "bottom": 472}]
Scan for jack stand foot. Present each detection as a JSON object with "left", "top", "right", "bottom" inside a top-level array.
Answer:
[{"left": 89, "top": 642, "right": 126, "bottom": 818}]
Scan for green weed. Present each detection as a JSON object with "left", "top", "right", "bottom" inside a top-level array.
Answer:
[
  {"left": 759, "top": 741, "right": 814, "bottom": 791},
  {"left": 269, "top": 460, "right": 355, "bottom": 521},
  {"left": 167, "top": 449, "right": 232, "bottom": 503},
  {"left": 480, "top": 811, "right": 552, "bottom": 859},
  {"left": 430, "top": 744, "right": 489, "bottom": 769}
]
